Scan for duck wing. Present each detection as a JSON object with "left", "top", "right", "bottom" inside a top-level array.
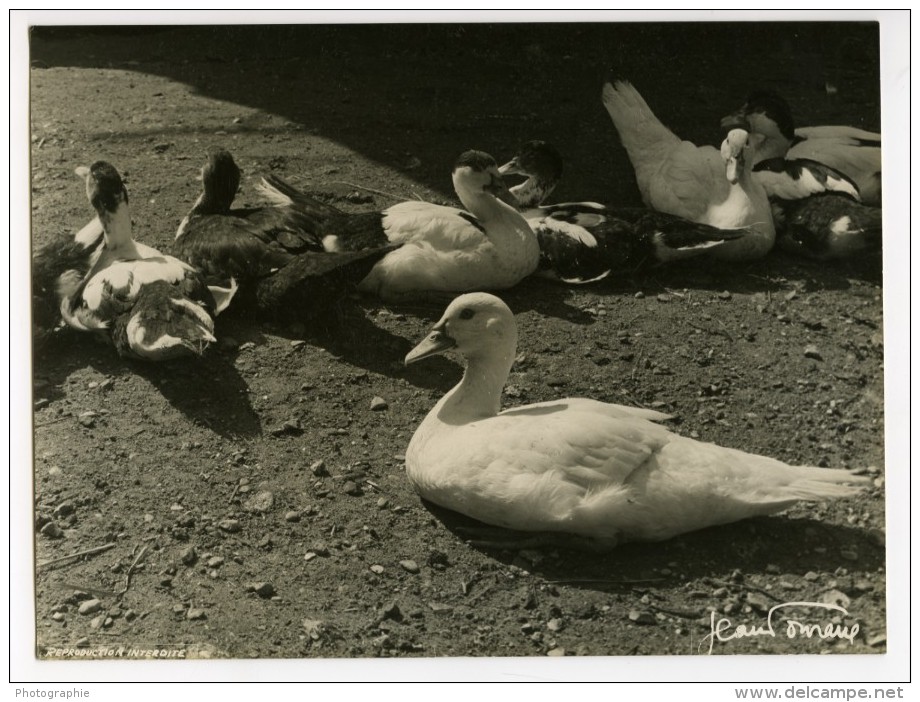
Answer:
[{"left": 173, "top": 214, "right": 297, "bottom": 282}]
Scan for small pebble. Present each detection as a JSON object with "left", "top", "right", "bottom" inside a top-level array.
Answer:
[
  {"left": 370, "top": 564, "right": 385, "bottom": 574},
  {"left": 243, "top": 490, "right": 275, "bottom": 513},
  {"left": 89, "top": 615, "right": 105, "bottom": 630},
  {"left": 180, "top": 547, "right": 197, "bottom": 566},
  {"left": 124, "top": 610, "right": 137, "bottom": 621},
  {"left": 207, "top": 556, "right": 225, "bottom": 568},
  {"left": 840, "top": 549, "right": 859, "bottom": 561},
  {"left": 53, "top": 502, "right": 75, "bottom": 518},
  {"left": 304, "top": 552, "right": 318, "bottom": 562},
  {"left": 247, "top": 582, "right": 275, "bottom": 598},
  {"left": 381, "top": 602, "right": 402, "bottom": 621},
  {"left": 172, "top": 604, "right": 186, "bottom": 614},
  {"left": 634, "top": 291, "right": 645, "bottom": 299},
  {"left": 40, "top": 521, "right": 63, "bottom": 539},
  {"left": 547, "top": 647, "right": 565, "bottom": 657},
  {"left": 50, "top": 612, "right": 64, "bottom": 622},
  {"left": 342, "top": 481, "right": 361, "bottom": 496},
  {"left": 399, "top": 559, "right": 420, "bottom": 574},
  {"left": 186, "top": 609, "right": 207, "bottom": 621},
  {"left": 803, "top": 571, "right": 820, "bottom": 582},
  {"left": 718, "top": 291, "right": 732, "bottom": 300},
  {"left": 290, "top": 340, "right": 306, "bottom": 350},
  {"left": 219, "top": 519, "right": 242, "bottom": 533},
  {"left": 284, "top": 511, "right": 301, "bottom": 522},
  {"left": 370, "top": 396, "right": 388, "bottom": 411},
  {"left": 627, "top": 610, "right": 656, "bottom": 625},
  {"left": 804, "top": 345, "right": 823, "bottom": 360},
  {"left": 376, "top": 497, "right": 390, "bottom": 510},
  {"left": 546, "top": 618, "right": 564, "bottom": 632},
  {"left": 78, "top": 599, "right": 102, "bottom": 615},
  {"left": 310, "top": 460, "right": 328, "bottom": 477}
]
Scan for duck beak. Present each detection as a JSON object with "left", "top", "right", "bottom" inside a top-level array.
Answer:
[
  {"left": 487, "top": 172, "right": 519, "bottom": 208},
  {"left": 497, "top": 156, "right": 522, "bottom": 176},
  {"left": 725, "top": 156, "right": 739, "bottom": 184},
  {"left": 405, "top": 322, "right": 456, "bottom": 365}
]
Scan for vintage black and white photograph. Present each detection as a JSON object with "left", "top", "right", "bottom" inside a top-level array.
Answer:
[{"left": 14, "top": 8, "right": 909, "bottom": 685}]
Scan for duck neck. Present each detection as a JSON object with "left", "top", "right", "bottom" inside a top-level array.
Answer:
[
  {"left": 510, "top": 174, "right": 558, "bottom": 209},
  {"left": 99, "top": 203, "right": 136, "bottom": 253},
  {"left": 438, "top": 344, "right": 516, "bottom": 423},
  {"left": 453, "top": 183, "right": 540, "bottom": 267},
  {"left": 189, "top": 189, "right": 226, "bottom": 217}
]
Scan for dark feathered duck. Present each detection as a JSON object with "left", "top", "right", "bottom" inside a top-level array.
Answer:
[
  {"left": 248, "top": 150, "right": 540, "bottom": 301},
  {"left": 721, "top": 90, "right": 881, "bottom": 206},
  {"left": 173, "top": 149, "right": 399, "bottom": 317},
  {"left": 498, "top": 140, "right": 749, "bottom": 282},
  {"left": 55, "top": 161, "right": 234, "bottom": 360}
]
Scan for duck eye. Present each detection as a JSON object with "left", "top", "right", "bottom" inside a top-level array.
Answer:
[{"left": 459, "top": 308, "right": 475, "bottom": 320}]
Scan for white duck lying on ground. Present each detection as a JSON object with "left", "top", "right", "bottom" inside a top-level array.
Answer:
[
  {"left": 404, "top": 293, "right": 866, "bottom": 550},
  {"left": 497, "top": 140, "right": 750, "bottom": 282},
  {"left": 601, "top": 81, "right": 775, "bottom": 261},
  {"left": 713, "top": 121, "right": 884, "bottom": 261},
  {"left": 173, "top": 149, "right": 399, "bottom": 319},
  {"left": 254, "top": 150, "right": 540, "bottom": 300},
  {"left": 55, "top": 161, "right": 235, "bottom": 360},
  {"left": 721, "top": 90, "right": 881, "bottom": 206}
]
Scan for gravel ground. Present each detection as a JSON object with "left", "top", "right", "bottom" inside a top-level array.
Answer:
[{"left": 16, "top": 18, "right": 909, "bottom": 680}]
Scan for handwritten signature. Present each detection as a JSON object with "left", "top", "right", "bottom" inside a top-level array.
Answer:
[{"left": 699, "top": 601, "right": 859, "bottom": 655}]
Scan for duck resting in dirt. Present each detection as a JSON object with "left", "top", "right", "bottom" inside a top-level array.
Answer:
[
  {"left": 497, "top": 140, "right": 751, "bottom": 282},
  {"left": 173, "top": 149, "right": 398, "bottom": 319},
  {"left": 721, "top": 89, "right": 881, "bottom": 206},
  {"left": 53, "top": 161, "right": 235, "bottom": 360},
  {"left": 602, "top": 80, "right": 776, "bottom": 261},
  {"left": 252, "top": 150, "right": 541, "bottom": 301},
  {"left": 404, "top": 292, "right": 867, "bottom": 551}
]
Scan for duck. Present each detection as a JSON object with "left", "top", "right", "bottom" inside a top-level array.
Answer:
[
  {"left": 252, "top": 150, "right": 541, "bottom": 301},
  {"left": 773, "top": 192, "right": 882, "bottom": 260},
  {"left": 601, "top": 81, "right": 775, "bottom": 261},
  {"left": 721, "top": 90, "right": 881, "bottom": 206},
  {"left": 173, "top": 149, "right": 398, "bottom": 318},
  {"left": 56, "top": 161, "right": 235, "bottom": 360},
  {"left": 404, "top": 293, "right": 866, "bottom": 549},
  {"left": 716, "top": 138, "right": 883, "bottom": 260},
  {"left": 497, "top": 140, "right": 752, "bottom": 282}
]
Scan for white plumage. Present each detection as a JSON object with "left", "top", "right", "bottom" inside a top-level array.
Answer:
[
  {"left": 601, "top": 81, "right": 776, "bottom": 260},
  {"left": 404, "top": 293, "right": 865, "bottom": 548}
]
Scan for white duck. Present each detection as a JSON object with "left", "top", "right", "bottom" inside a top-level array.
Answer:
[
  {"left": 254, "top": 150, "right": 540, "bottom": 300},
  {"left": 601, "top": 81, "right": 775, "bottom": 261},
  {"left": 57, "top": 161, "right": 235, "bottom": 360},
  {"left": 721, "top": 90, "right": 881, "bottom": 206},
  {"left": 497, "top": 140, "right": 754, "bottom": 282},
  {"left": 404, "top": 293, "right": 865, "bottom": 549}
]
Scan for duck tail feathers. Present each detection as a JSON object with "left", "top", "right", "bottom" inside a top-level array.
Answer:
[
  {"left": 601, "top": 80, "right": 680, "bottom": 161},
  {"left": 257, "top": 175, "right": 344, "bottom": 220}
]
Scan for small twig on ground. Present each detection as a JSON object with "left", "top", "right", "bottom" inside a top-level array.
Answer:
[
  {"left": 34, "top": 416, "right": 71, "bottom": 429},
  {"left": 38, "top": 542, "right": 115, "bottom": 569},
  {"left": 467, "top": 583, "right": 496, "bottom": 604},
  {"left": 61, "top": 582, "right": 118, "bottom": 598},
  {"left": 330, "top": 180, "right": 408, "bottom": 201},
  {"left": 228, "top": 483, "right": 240, "bottom": 504},
  {"left": 117, "top": 544, "right": 149, "bottom": 597}
]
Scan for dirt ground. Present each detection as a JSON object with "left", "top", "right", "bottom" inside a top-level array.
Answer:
[{"left": 27, "top": 23, "right": 888, "bottom": 662}]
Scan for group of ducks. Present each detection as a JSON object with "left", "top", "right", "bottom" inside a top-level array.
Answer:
[{"left": 32, "top": 81, "right": 876, "bottom": 548}]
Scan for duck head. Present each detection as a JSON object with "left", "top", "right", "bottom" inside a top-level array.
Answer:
[
  {"left": 452, "top": 150, "right": 517, "bottom": 208},
  {"left": 199, "top": 148, "right": 242, "bottom": 212},
  {"left": 405, "top": 292, "right": 517, "bottom": 365},
  {"left": 498, "top": 140, "right": 563, "bottom": 208},
  {"left": 75, "top": 161, "right": 128, "bottom": 217},
  {"left": 720, "top": 129, "right": 756, "bottom": 185}
]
